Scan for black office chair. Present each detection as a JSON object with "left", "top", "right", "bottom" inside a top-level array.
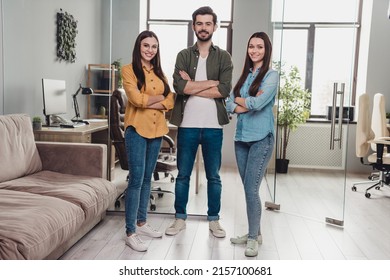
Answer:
[
  {"left": 352, "top": 93, "right": 390, "bottom": 198},
  {"left": 110, "top": 89, "right": 176, "bottom": 210}
]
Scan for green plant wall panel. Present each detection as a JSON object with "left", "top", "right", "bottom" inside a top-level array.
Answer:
[{"left": 56, "top": 9, "right": 78, "bottom": 63}]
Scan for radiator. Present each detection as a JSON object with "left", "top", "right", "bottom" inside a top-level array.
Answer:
[{"left": 281, "top": 123, "right": 347, "bottom": 170}]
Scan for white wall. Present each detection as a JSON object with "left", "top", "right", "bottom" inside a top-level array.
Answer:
[
  {"left": 365, "top": 0, "right": 390, "bottom": 110},
  {"left": 111, "top": 0, "right": 140, "bottom": 66},
  {"left": 1, "top": 0, "right": 109, "bottom": 120}
]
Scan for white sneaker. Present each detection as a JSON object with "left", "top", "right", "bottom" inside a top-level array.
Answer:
[
  {"left": 209, "top": 220, "right": 226, "bottom": 238},
  {"left": 245, "top": 239, "right": 259, "bottom": 257},
  {"left": 230, "top": 234, "right": 263, "bottom": 244},
  {"left": 125, "top": 234, "right": 147, "bottom": 252},
  {"left": 165, "top": 219, "right": 186, "bottom": 235},
  {"left": 137, "top": 223, "right": 163, "bottom": 238}
]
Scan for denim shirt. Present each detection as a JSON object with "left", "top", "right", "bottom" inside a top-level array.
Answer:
[{"left": 226, "top": 68, "right": 279, "bottom": 142}]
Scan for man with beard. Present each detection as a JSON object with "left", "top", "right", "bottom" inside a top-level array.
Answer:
[{"left": 166, "top": 6, "right": 233, "bottom": 238}]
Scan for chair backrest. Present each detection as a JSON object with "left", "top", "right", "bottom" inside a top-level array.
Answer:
[
  {"left": 356, "top": 93, "right": 375, "bottom": 158},
  {"left": 371, "top": 93, "right": 389, "bottom": 151},
  {"left": 110, "top": 89, "right": 128, "bottom": 170},
  {"left": 109, "top": 89, "right": 177, "bottom": 173}
]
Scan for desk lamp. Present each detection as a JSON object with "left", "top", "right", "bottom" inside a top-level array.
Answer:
[{"left": 72, "top": 84, "right": 93, "bottom": 124}]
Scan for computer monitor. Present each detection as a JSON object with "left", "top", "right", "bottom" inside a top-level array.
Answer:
[{"left": 42, "top": 78, "right": 67, "bottom": 126}]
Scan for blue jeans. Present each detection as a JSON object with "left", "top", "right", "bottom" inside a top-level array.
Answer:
[
  {"left": 234, "top": 133, "right": 274, "bottom": 240},
  {"left": 124, "top": 126, "right": 162, "bottom": 234},
  {"left": 174, "top": 127, "right": 223, "bottom": 221}
]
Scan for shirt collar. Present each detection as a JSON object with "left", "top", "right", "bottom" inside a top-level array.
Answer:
[
  {"left": 249, "top": 67, "right": 261, "bottom": 73},
  {"left": 191, "top": 42, "right": 216, "bottom": 54},
  {"left": 142, "top": 64, "right": 154, "bottom": 73}
]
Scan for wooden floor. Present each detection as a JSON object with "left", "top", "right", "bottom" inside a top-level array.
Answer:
[{"left": 59, "top": 166, "right": 390, "bottom": 260}]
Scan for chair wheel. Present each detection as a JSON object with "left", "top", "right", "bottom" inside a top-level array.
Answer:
[
  {"left": 115, "top": 200, "right": 121, "bottom": 208},
  {"left": 375, "top": 186, "right": 380, "bottom": 190},
  {"left": 171, "top": 177, "right": 175, "bottom": 183},
  {"left": 351, "top": 186, "right": 357, "bottom": 191},
  {"left": 365, "top": 192, "right": 371, "bottom": 198},
  {"left": 150, "top": 204, "right": 156, "bottom": 211},
  {"left": 158, "top": 193, "right": 164, "bottom": 198}
]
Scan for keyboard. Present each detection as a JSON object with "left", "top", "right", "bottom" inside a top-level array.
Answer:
[{"left": 60, "top": 122, "right": 86, "bottom": 128}]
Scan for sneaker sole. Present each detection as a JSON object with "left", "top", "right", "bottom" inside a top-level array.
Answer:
[
  {"left": 165, "top": 225, "right": 186, "bottom": 236},
  {"left": 137, "top": 231, "right": 163, "bottom": 238},
  {"left": 230, "top": 236, "right": 262, "bottom": 244},
  {"left": 209, "top": 229, "right": 226, "bottom": 238},
  {"left": 125, "top": 241, "right": 147, "bottom": 252},
  {"left": 245, "top": 250, "right": 258, "bottom": 257}
]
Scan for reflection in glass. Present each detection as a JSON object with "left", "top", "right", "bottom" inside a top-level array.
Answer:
[
  {"left": 281, "top": 0, "right": 359, "bottom": 22},
  {"left": 149, "top": 23, "right": 189, "bottom": 88},
  {"left": 150, "top": 0, "right": 232, "bottom": 21},
  {"left": 311, "top": 28, "right": 356, "bottom": 115}
]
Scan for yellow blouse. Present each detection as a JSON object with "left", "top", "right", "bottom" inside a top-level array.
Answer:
[{"left": 122, "top": 63, "right": 175, "bottom": 139}]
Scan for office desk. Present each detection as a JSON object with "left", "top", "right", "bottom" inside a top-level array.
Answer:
[
  {"left": 34, "top": 121, "right": 108, "bottom": 143},
  {"left": 34, "top": 121, "right": 112, "bottom": 179}
]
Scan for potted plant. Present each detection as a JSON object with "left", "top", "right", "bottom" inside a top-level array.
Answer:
[
  {"left": 275, "top": 64, "right": 311, "bottom": 173},
  {"left": 32, "top": 116, "right": 42, "bottom": 130}
]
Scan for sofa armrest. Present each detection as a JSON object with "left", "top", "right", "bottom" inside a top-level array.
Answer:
[{"left": 36, "top": 142, "right": 107, "bottom": 179}]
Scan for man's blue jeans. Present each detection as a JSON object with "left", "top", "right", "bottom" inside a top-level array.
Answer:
[
  {"left": 234, "top": 133, "right": 274, "bottom": 240},
  {"left": 124, "top": 126, "right": 162, "bottom": 234},
  {"left": 174, "top": 127, "right": 223, "bottom": 221}
]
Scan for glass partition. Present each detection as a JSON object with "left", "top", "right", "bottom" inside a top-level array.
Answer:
[
  {"left": 1, "top": 0, "right": 358, "bottom": 224},
  {"left": 269, "top": 0, "right": 361, "bottom": 225},
  {"left": 264, "top": 0, "right": 285, "bottom": 210}
]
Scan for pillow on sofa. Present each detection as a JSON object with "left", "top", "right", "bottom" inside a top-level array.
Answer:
[{"left": 0, "top": 114, "right": 42, "bottom": 182}]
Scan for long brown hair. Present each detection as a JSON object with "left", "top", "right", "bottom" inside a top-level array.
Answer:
[
  {"left": 233, "top": 32, "right": 272, "bottom": 97},
  {"left": 131, "top": 30, "right": 170, "bottom": 95}
]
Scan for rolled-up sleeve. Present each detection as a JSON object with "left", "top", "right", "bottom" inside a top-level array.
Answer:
[
  {"left": 226, "top": 91, "right": 237, "bottom": 114},
  {"left": 217, "top": 52, "right": 233, "bottom": 99},
  {"left": 160, "top": 91, "right": 175, "bottom": 111},
  {"left": 172, "top": 52, "right": 189, "bottom": 96},
  {"left": 245, "top": 70, "right": 278, "bottom": 111},
  {"left": 122, "top": 64, "right": 149, "bottom": 108}
]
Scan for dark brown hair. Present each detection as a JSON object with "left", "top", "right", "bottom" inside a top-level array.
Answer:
[
  {"left": 131, "top": 30, "right": 170, "bottom": 95},
  {"left": 192, "top": 6, "right": 217, "bottom": 25},
  {"left": 233, "top": 32, "right": 272, "bottom": 97}
]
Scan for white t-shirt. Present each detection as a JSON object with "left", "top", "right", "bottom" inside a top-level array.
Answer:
[{"left": 180, "top": 55, "right": 221, "bottom": 128}]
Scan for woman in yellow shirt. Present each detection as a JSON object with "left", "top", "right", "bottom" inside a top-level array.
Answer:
[{"left": 122, "top": 30, "right": 175, "bottom": 252}]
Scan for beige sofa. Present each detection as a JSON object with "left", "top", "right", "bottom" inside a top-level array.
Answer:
[{"left": 0, "top": 114, "right": 117, "bottom": 259}]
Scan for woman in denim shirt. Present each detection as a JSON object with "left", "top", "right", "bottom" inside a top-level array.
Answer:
[{"left": 226, "top": 32, "right": 278, "bottom": 257}]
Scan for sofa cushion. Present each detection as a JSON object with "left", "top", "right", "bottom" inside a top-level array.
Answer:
[
  {"left": 0, "top": 189, "right": 85, "bottom": 260},
  {"left": 0, "top": 114, "right": 42, "bottom": 182},
  {"left": 0, "top": 170, "right": 117, "bottom": 222}
]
